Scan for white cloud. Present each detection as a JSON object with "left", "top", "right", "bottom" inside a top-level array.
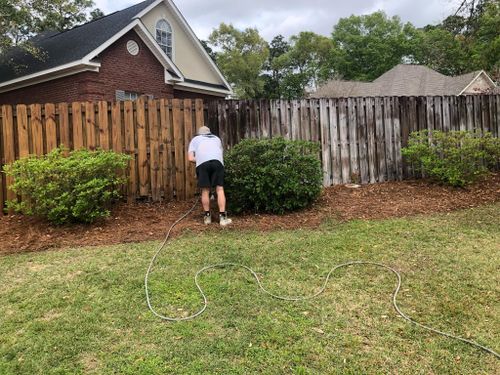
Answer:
[{"left": 94, "top": 0, "right": 462, "bottom": 41}]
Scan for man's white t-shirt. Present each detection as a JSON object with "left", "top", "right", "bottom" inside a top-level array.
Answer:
[{"left": 188, "top": 134, "right": 224, "bottom": 167}]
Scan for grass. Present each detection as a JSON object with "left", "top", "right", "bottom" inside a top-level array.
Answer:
[{"left": 0, "top": 205, "right": 499, "bottom": 374}]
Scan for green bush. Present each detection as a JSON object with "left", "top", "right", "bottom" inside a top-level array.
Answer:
[
  {"left": 3, "top": 147, "right": 130, "bottom": 224},
  {"left": 224, "top": 138, "right": 323, "bottom": 214},
  {"left": 402, "top": 130, "right": 500, "bottom": 187}
]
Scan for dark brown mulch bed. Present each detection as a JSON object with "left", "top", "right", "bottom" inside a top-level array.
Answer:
[{"left": 1, "top": 175, "right": 499, "bottom": 255}]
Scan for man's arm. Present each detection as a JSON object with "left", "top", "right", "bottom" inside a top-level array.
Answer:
[{"left": 188, "top": 151, "right": 196, "bottom": 163}]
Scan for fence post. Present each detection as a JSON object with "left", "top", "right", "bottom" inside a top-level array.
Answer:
[{"left": 1, "top": 105, "right": 15, "bottom": 214}]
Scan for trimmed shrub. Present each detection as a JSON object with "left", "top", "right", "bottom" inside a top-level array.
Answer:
[
  {"left": 3, "top": 147, "right": 130, "bottom": 224},
  {"left": 402, "top": 130, "right": 500, "bottom": 187},
  {"left": 224, "top": 138, "right": 323, "bottom": 214}
]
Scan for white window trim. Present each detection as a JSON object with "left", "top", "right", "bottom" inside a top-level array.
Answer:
[{"left": 155, "top": 17, "right": 174, "bottom": 61}]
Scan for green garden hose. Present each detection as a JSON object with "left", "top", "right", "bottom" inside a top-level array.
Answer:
[{"left": 144, "top": 199, "right": 499, "bottom": 359}]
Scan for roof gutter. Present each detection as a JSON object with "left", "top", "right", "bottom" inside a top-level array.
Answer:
[
  {"left": 173, "top": 82, "right": 229, "bottom": 97},
  {"left": 0, "top": 61, "right": 100, "bottom": 94}
]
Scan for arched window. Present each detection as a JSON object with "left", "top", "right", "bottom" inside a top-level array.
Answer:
[{"left": 156, "top": 19, "right": 173, "bottom": 59}]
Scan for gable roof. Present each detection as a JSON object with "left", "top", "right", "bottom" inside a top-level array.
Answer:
[
  {"left": 0, "top": 0, "right": 231, "bottom": 95},
  {"left": 0, "top": 0, "right": 158, "bottom": 84},
  {"left": 372, "top": 64, "right": 449, "bottom": 96},
  {"left": 311, "top": 64, "right": 497, "bottom": 98}
]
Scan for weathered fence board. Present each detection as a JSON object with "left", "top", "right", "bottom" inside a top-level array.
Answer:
[
  {"left": 45, "top": 103, "right": 57, "bottom": 153},
  {"left": 357, "top": 97, "right": 369, "bottom": 184},
  {"left": 124, "top": 101, "right": 136, "bottom": 203},
  {"left": 59, "top": 103, "right": 70, "bottom": 151},
  {"left": 30, "top": 104, "right": 43, "bottom": 155},
  {"left": 98, "top": 101, "right": 110, "bottom": 151},
  {"left": 17, "top": 105, "right": 29, "bottom": 158},
  {"left": 159, "top": 98, "right": 173, "bottom": 201},
  {"left": 148, "top": 99, "right": 161, "bottom": 202},
  {"left": 71, "top": 102, "right": 83, "bottom": 150},
  {"left": 85, "top": 102, "right": 96, "bottom": 151},
  {"left": 365, "top": 97, "right": 377, "bottom": 183},
  {"left": 1, "top": 105, "right": 15, "bottom": 213}
]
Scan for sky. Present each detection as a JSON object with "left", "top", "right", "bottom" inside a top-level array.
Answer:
[{"left": 94, "top": 0, "right": 462, "bottom": 41}]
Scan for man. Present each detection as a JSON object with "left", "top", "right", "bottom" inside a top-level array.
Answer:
[{"left": 188, "top": 126, "right": 232, "bottom": 226}]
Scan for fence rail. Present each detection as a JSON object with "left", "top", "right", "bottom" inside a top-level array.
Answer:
[
  {"left": 0, "top": 99, "right": 204, "bottom": 213},
  {"left": 1, "top": 95, "right": 499, "bottom": 213},
  {"left": 206, "top": 95, "right": 500, "bottom": 186}
]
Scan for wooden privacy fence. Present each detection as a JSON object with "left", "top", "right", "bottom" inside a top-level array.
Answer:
[
  {"left": 0, "top": 99, "right": 204, "bottom": 212},
  {"left": 206, "top": 95, "right": 500, "bottom": 186},
  {"left": 1, "top": 95, "right": 499, "bottom": 212}
]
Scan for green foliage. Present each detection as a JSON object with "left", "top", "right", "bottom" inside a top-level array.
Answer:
[
  {"left": 331, "top": 11, "right": 414, "bottom": 81},
  {"left": 402, "top": 130, "right": 500, "bottom": 187},
  {"left": 413, "top": 0, "right": 500, "bottom": 81},
  {"left": 262, "top": 35, "right": 290, "bottom": 99},
  {"left": 3, "top": 147, "right": 129, "bottom": 224},
  {"left": 262, "top": 32, "right": 335, "bottom": 99},
  {"left": 281, "top": 32, "right": 335, "bottom": 93},
  {"left": 209, "top": 23, "right": 269, "bottom": 99},
  {"left": 1, "top": 0, "right": 102, "bottom": 61},
  {"left": 469, "top": 0, "right": 500, "bottom": 81},
  {"left": 410, "top": 27, "right": 470, "bottom": 76},
  {"left": 224, "top": 138, "right": 323, "bottom": 214},
  {"left": 31, "top": 0, "right": 100, "bottom": 32}
]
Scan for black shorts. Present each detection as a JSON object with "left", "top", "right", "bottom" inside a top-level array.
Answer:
[{"left": 196, "top": 160, "right": 224, "bottom": 189}]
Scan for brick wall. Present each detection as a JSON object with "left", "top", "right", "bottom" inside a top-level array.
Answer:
[{"left": 0, "top": 30, "right": 175, "bottom": 105}]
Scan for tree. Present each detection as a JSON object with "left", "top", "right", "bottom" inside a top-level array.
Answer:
[
  {"left": 0, "top": 0, "right": 32, "bottom": 52},
  {"left": 282, "top": 32, "right": 335, "bottom": 90},
  {"left": 262, "top": 32, "right": 334, "bottom": 99},
  {"left": 209, "top": 23, "right": 269, "bottom": 99},
  {"left": 262, "top": 35, "right": 290, "bottom": 99},
  {"left": 331, "top": 11, "right": 414, "bottom": 81},
  {"left": 411, "top": 26, "right": 470, "bottom": 76},
  {"left": 200, "top": 39, "right": 216, "bottom": 61},
  {"left": 467, "top": 0, "right": 500, "bottom": 81},
  {"left": 415, "top": 0, "right": 500, "bottom": 81},
  {"left": 30, "top": 0, "right": 98, "bottom": 31},
  {"left": 0, "top": 0, "right": 102, "bottom": 55}
]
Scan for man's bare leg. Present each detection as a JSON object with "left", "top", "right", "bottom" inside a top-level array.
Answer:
[
  {"left": 215, "top": 186, "right": 226, "bottom": 212},
  {"left": 216, "top": 186, "right": 232, "bottom": 226},
  {"left": 201, "top": 188, "right": 210, "bottom": 211}
]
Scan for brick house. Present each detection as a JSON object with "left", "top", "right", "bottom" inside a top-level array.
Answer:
[{"left": 0, "top": 0, "right": 232, "bottom": 105}]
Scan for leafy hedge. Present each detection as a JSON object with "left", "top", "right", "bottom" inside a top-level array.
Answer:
[
  {"left": 224, "top": 138, "right": 323, "bottom": 214},
  {"left": 402, "top": 130, "right": 500, "bottom": 187},
  {"left": 3, "top": 147, "right": 130, "bottom": 224}
]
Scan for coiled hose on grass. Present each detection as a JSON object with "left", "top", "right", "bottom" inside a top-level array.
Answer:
[{"left": 144, "top": 199, "right": 499, "bottom": 359}]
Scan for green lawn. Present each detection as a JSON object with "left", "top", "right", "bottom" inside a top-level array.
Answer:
[{"left": 1, "top": 205, "right": 499, "bottom": 374}]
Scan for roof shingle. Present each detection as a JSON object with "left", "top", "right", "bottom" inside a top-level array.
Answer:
[
  {"left": 0, "top": 0, "right": 156, "bottom": 84},
  {"left": 311, "top": 64, "right": 495, "bottom": 98}
]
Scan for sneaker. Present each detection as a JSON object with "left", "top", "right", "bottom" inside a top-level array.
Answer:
[
  {"left": 203, "top": 214, "right": 212, "bottom": 225},
  {"left": 219, "top": 216, "right": 232, "bottom": 227}
]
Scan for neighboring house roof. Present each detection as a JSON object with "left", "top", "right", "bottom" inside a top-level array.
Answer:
[
  {"left": 0, "top": 0, "right": 231, "bottom": 96},
  {"left": 311, "top": 64, "right": 497, "bottom": 98}
]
